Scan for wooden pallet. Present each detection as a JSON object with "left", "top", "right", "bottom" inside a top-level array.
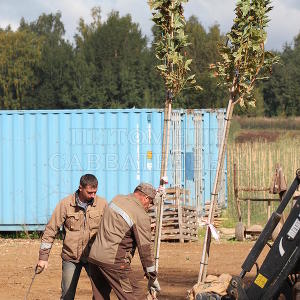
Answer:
[
  {"left": 202, "top": 203, "right": 223, "bottom": 228},
  {"left": 150, "top": 187, "right": 198, "bottom": 242}
]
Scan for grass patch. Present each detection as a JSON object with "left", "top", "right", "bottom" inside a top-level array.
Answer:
[
  {"left": 198, "top": 227, "right": 206, "bottom": 239},
  {"left": 0, "top": 231, "right": 42, "bottom": 239},
  {"left": 234, "top": 116, "right": 300, "bottom": 130},
  {"left": 219, "top": 210, "right": 237, "bottom": 228},
  {"left": 235, "top": 130, "right": 280, "bottom": 143}
]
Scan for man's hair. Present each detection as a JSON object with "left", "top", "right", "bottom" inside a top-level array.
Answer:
[
  {"left": 134, "top": 182, "right": 156, "bottom": 199},
  {"left": 80, "top": 174, "right": 98, "bottom": 188}
]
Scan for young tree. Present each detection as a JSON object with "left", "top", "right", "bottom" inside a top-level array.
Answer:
[
  {"left": 198, "top": 0, "right": 279, "bottom": 282},
  {"left": 148, "top": 0, "right": 200, "bottom": 276}
]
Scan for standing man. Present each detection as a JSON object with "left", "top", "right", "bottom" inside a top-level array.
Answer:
[
  {"left": 37, "top": 174, "right": 107, "bottom": 300},
  {"left": 88, "top": 182, "right": 160, "bottom": 300}
]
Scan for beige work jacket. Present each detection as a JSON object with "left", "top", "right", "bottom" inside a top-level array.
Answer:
[{"left": 39, "top": 193, "right": 107, "bottom": 262}]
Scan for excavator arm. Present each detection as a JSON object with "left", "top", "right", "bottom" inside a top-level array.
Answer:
[{"left": 226, "top": 169, "right": 300, "bottom": 300}]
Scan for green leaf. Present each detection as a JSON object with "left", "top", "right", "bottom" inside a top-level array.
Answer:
[
  {"left": 186, "top": 74, "right": 195, "bottom": 81},
  {"left": 157, "top": 64, "right": 167, "bottom": 71},
  {"left": 248, "top": 100, "right": 256, "bottom": 107},
  {"left": 149, "top": 0, "right": 200, "bottom": 98},
  {"left": 184, "top": 59, "right": 193, "bottom": 70},
  {"left": 194, "top": 85, "right": 203, "bottom": 91}
]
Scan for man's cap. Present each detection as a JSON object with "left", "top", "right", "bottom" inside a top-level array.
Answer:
[{"left": 135, "top": 182, "right": 157, "bottom": 201}]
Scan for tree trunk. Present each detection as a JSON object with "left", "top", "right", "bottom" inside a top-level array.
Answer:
[
  {"left": 154, "top": 97, "right": 172, "bottom": 271},
  {"left": 198, "top": 97, "right": 235, "bottom": 282}
]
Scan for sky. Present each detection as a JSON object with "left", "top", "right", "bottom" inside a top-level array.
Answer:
[{"left": 0, "top": 0, "right": 300, "bottom": 51}]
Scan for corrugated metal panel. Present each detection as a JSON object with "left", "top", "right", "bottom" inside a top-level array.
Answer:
[
  {"left": 202, "top": 111, "right": 211, "bottom": 205},
  {"left": 193, "top": 112, "right": 203, "bottom": 212},
  {"left": 183, "top": 112, "right": 195, "bottom": 205},
  {"left": 0, "top": 108, "right": 226, "bottom": 230},
  {"left": 199, "top": 109, "right": 226, "bottom": 208},
  {"left": 217, "top": 110, "right": 227, "bottom": 207}
]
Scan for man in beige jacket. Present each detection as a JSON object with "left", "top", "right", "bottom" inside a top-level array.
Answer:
[
  {"left": 37, "top": 174, "right": 107, "bottom": 300},
  {"left": 88, "top": 182, "right": 160, "bottom": 300}
]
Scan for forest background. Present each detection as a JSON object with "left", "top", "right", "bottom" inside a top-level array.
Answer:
[{"left": 0, "top": 7, "right": 299, "bottom": 116}]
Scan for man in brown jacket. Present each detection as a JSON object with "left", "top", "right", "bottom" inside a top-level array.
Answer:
[
  {"left": 88, "top": 182, "right": 160, "bottom": 300},
  {"left": 37, "top": 174, "right": 107, "bottom": 300}
]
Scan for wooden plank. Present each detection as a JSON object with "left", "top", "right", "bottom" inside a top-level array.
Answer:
[
  {"left": 156, "top": 236, "right": 198, "bottom": 241},
  {"left": 153, "top": 216, "right": 193, "bottom": 222},
  {"left": 162, "top": 228, "right": 198, "bottom": 234},
  {"left": 238, "top": 198, "right": 280, "bottom": 201},
  {"left": 150, "top": 216, "right": 198, "bottom": 223},
  {"left": 238, "top": 187, "right": 270, "bottom": 192},
  {"left": 247, "top": 199, "right": 251, "bottom": 228},
  {"left": 159, "top": 235, "right": 198, "bottom": 240},
  {"left": 160, "top": 222, "right": 198, "bottom": 228},
  {"left": 149, "top": 211, "right": 178, "bottom": 217},
  {"left": 182, "top": 213, "right": 197, "bottom": 218},
  {"left": 153, "top": 204, "right": 197, "bottom": 211},
  {"left": 182, "top": 224, "right": 198, "bottom": 230},
  {"left": 160, "top": 222, "right": 179, "bottom": 227}
]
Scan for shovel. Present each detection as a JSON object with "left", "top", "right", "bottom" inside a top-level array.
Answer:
[{"left": 24, "top": 265, "right": 44, "bottom": 300}]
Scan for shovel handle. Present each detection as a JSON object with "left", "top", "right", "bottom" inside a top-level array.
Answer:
[{"left": 24, "top": 265, "right": 43, "bottom": 300}]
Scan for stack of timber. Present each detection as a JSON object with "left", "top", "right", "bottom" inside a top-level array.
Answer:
[
  {"left": 202, "top": 203, "right": 223, "bottom": 228},
  {"left": 149, "top": 187, "right": 198, "bottom": 242}
]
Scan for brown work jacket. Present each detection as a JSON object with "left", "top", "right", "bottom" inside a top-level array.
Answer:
[
  {"left": 39, "top": 193, "right": 107, "bottom": 263},
  {"left": 89, "top": 193, "right": 157, "bottom": 281}
]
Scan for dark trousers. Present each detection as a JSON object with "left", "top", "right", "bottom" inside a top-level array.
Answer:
[
  {"left": 89, "top": 262, "right": 144, "bottom": 300},
  {"left": 61, "top": 260, "right": 90, "bottom": 300}
]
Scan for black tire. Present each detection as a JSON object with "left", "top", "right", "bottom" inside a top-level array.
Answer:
[
  {"left": 235, "top": 222, "right": 245, "bottom": 241},
  {"left": 195, "top": 292, "right": 222, "bottom": 300}
]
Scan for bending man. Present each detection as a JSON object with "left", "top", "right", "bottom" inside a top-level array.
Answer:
[{"left": 88, "top": 182, "right": 160, "bottom": 300}]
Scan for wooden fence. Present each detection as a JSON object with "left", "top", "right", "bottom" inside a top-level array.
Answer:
[{"left": 227, "top": 140, "right": 300, "bottom": 225}]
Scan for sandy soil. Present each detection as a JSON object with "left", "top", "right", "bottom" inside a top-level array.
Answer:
[{"left": 0, "top": 237, "right": 268, "bottom": 300}]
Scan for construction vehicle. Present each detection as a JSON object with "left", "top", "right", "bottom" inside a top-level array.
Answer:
[{"left": 224, "top": 168, "right": 300, "bottom": 299}]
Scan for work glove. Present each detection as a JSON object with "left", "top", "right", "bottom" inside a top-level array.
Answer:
[{"left": 148, "top": 278, "right": 161, "bottom": 293}]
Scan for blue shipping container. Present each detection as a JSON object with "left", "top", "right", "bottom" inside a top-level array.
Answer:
[{"left": 0, "top": 109, "right": 226, "bottom": 231}]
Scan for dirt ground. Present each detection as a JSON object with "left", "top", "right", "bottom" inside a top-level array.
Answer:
[{"left": 0, "top": 236, "right": 268, "bottom": 300}]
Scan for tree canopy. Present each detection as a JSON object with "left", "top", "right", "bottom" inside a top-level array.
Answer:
[{"left": 0, "top": 7, "right": 299, "bottom": 116}]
